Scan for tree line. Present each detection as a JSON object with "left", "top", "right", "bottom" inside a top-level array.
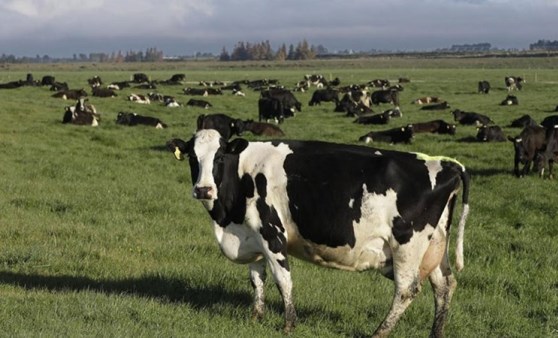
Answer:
[{"left": 219, "top": 40, "right": 328, "bottom": 61}]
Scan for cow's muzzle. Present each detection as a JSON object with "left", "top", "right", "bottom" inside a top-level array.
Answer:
[{"left": 193, "top": 186, "right": 213, "bottom": 200}]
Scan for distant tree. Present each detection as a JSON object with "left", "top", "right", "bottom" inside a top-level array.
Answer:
[
  {"left": 219, "top": 47, "right": 230, "bottom": 61},
  {"left": 276, "top": 43, "right": 287, "bottom": 61}
]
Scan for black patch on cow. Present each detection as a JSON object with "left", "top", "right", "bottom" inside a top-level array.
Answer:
[
  {"left": 392, "top": 216, "right": 413, "bottom": 244},
  {"left": 277, "top": 258, "right": 290, "bottom": 270},
  {"left": 255, "top": 174, "right": 288, "bottom": 262}
]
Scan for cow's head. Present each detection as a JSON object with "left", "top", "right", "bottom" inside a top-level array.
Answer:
[{"left": 167, "top": 130, "right": 248, "bottom": 206}]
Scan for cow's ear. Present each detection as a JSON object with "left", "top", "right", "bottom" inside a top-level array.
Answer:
[
  {"left": 226, "top": 138, "right": 249, "bottom": 155},
  {"left": 166, "top": 138, "right": 191, "bottom": 161}
]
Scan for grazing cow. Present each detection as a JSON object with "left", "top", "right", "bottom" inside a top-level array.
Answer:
[
  {"left": 541, "top": 115, "right": 558, "bottom": 130},
  {"left": 510, "top": 114, "right": 538, "bottom": 128},
  {"left": 500, "top": 95, "right": 519, "bottom": 106},
  {"left": 132, "top": 73, "right": 149, "bottom": 83},
  {"left": 261, "top": 88, "right": 302, "bottom": 114},
  {"left": 505, "top": 76, "right": 524, "bottom": 91},
  {"left": 353, "top": 111, "right": 391, "bottom": 125},
  {"left": 476, "top": 125, "right": 506, "bottom": 142},
  {"left": 52, "top": 89, "right": 88, "bottom": 100},
  {"left": 478, "top": 81, "right": 490, "bottom": 94},
  {"left": 128, "top": 93, "right": 150, "bottom": 104},
  {"left": 452, "top": 109, "right": 493, "bottom": 126},
  {"left": 420, "top": 101, "right": 450, "bottom": 111},
  {"left": 412, "top": 96, "right": 440, "bottom": 105},
  {"left": 115, "top": 112, "right": 167, "bottom": 128},
  {"left": 369, "top": 79, "right": 390, "bottom": 88},
  {"left": 535, "top": 126, "right": 558, "bottom": 179},
  {"left": 412, "top": 120, "right": 457, "bottom": 135},
  {"left": 187, "top": 99, "right": 212, "bottom": 109},
  {"left": 62, "top": 98, "right": 99, "bottom": 126},
  {"left": 92, "top": 87, "right": 117, "bottom": 98},
  {"left": 308, "top": 88, "right": 339, "bottom": 106},
  {"left": 359, "top": 125, "right": 414, "bottom": 144},
  {"left": 197, "top": 113, "right": 244, "bottom": 141},
  {"left": 242, "top": 119, "right": 285, "bottom": 137},
  {"left": 371, "top": 88, "right": 400, "bottom": 107},
  {"left": 508, "top": 125, "right": 547, "bottom": 177},
  {"left": 259, "top": 97, "right": 287, "bottom": 123},
  {"left": 166, "top": 129, "right": 469, "bottom": 337}
]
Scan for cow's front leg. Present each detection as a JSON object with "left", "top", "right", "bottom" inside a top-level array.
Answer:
[
  {"left": 249, "top": 260, "right": 267, "bottom": 321},
  {"left": 264, "top": 250, "right": 296, "bottom": 333}
]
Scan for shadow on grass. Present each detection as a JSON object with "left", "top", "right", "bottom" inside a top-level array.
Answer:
[
  {"left": 0, "top": 271, "right": 250, "bottom": 310},
  {"left": 0, "top": 271, "right": 344, "bottom": 327}
]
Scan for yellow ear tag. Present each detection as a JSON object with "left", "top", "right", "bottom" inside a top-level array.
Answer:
[{"left": 174, "top": 147, "right": 184, "bottom": 161}]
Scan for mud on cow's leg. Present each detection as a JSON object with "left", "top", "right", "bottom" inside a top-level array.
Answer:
[{"left": 249, "top": 260, "right": 267, "bottom": 321}]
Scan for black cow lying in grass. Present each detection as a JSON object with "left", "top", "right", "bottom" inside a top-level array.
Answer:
[
  {"left": 452, "top": 109, "right": 493, "bottom": 126},
  {"left": 412, "top": 120, "right": 456, "bottom": 135},
  {"left": 115, "top": 112, "right": 167, "bottom": 128},
  {"left": 358, "top": 125, "right": 414, "bottom": 144},
  {"left": 476, "top": 125, "right": 506, "bottom": 142},
  {"left": 501, "top": 95, "right": 519, "bottom": 106}
]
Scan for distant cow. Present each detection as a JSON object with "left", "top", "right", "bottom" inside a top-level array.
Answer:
[
  {"left": 87, "top": 76, "right": 102, "bottom": 87},
  {"left": 353, "top": 111, "right": 391, "bottom": 125},
  {"left": 420, "top": 101, "right": 450, "bottom": 111},
  {"left": 52, "top": 89, "right": 88, "bottom": 100},
  {"left": 128, "top": 93, "right": 150, "bottom": 104},
  {"left": 187, "top": 99, "right": 212, "bottom": 109},
  {"left": 50, "top": 82, "right": 69, "bottom": 91},
  {"left": 241, "top": 119, "right": 285, "bottom": 137},
  {"left": 500, "top": 95, "right": 519, "bottom": 106},
  {"left": 62, "top": 98, "right": 99, "bottom": 126},
  {"left": 452, "top": 109, "right": 493, "bottom": 126},
  {"left": 259, "top": 97, "right": 286, "bottom": 123},
  {"left": 132, "top": 73, "right": 149, "bottom": 83},
  {"left": 368, "top": 79, "right": 390, "bottom": 88},
  {"left": 197, "top": 113, "right": 244, "bottom": 140},
  {"left": 476, "top": 125, "right": 506, "bottom": 142},
  {"left": 508, "top": 125, "right": 547, "bottom": 177},
  {"left": 115, "top": 112, "right": 167, "bottom": 128},
  {"left": 358, "top": 125, "right": 414, "bottom": 144},
  {"left": 510, "top": 114, "right": 538, "bottom": 128},
  {"left": 184, "top": 87, "right": 209, "bottom": 96},
  {"left": 92, "top": 87, "right": 117, "bottom": 98},
  {"left": 41, "top": 75, "right": 56, "bottom": 86},
  {"left": 108, "top": 81, "right": 130, "bottom": 90},
  {"left": 308, "top": 88, "right": 339, "bottom": 106},
  {"left": 478, "top": 81, "right": 490, "bottom": 94},
  {"left": 505, "top": 76, "right": 524, "bottom": 91},
  {"left": 261, "top": 87, "right": 302, "bottom": 114},
  {"left": 412, "top": 120, "right": 456, "bottom": 135},
  {"left": 412, "top": 96, "right": 440, "bottom": 105},
  {"left": 371, "top": 88, "right": 400, "bottom": 106}
]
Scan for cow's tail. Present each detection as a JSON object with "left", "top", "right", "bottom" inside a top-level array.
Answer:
[{"left": 455, "top": 168, "right": 470, "bottom": 272}]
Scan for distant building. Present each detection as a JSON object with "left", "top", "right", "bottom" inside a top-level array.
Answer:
[{"left": 530, "top": 40, "right": 558, "bottom": 51}]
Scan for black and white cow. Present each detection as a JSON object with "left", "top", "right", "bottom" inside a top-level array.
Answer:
[
  {"left": 115, "top": 112, "right": 167, "bottom": 128},
  {"left": 505, "top": 76, "right": 524, "bottom": 91},
  {"left": 412, "top": 120, "right": 457, "bottom": 135},
  {"left": 258, "top": 97, "right": 291, "bottom": 124},
  {"left": 534, "top": 126, "right": 558, "bottom": 179},
  {"left": 128, "top": 93, "right": 151, "bottom": 104},
  {"left": 92, "top": 86, "right": 117, "bottom": 98},
  {"left": 510, "top": 114, "right": 538, "bottom": 128},
  {"left": 197, "top": 113, "right": 244, "bottom": 140},
  {"left": 420, "top": 101, "right": 450, "bottom": 111},
  {"left": 359, "top": 125, "right": 414, "bottom": 144},
  {"left": 500, "top": 95, "right": 519, "bottom": 106},
  {"left": 308, "top": 88, "right": 339, "bottom": 106},
  {"left": 478, "top": 80, "right": 490, "bottom": 94},
  {"left": 62, "top": 98, "right": 99, "bottom": 126},
  {"left": 476, "top": 125, "right": 506, "bottom": 142},
  {"left": 412, "top": 96, "right": 440, "bottom": 105},
  {"left": 167, "top": 130, "right": 470, "bottom": 337},
  {"left": 261, "top": 88, "right": 302, "bottom": 114},
  {"left": 540, "top": 115, "right": 558, "bottom": 130},
  {"left": 371, "top": 88, "right": 400, "bottom": 107},
  {"left": 353, "top": 111, "right": 391, "bottom": 125},
  {"left": 452, "top": 109, "right": 493, "bottom": 126},
  {"left": 187, "top": 99, "right": 212, "bottom": 109},
  {"left": 52, "top": 89, "right": 88, "bottom": 100}
]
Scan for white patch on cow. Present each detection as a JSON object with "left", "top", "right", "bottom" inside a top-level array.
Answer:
[
  {"left": 193, "top": 129, "right": 223, "bottom": 209},
  {"left": 155, "top": 122, "right": 164, "bottom": 129},
  {"left": 348, "top": 198, "right": 354, "bottom": 208},
  {"left": 213, "top": 221, "right": 263, "bottom": 264},
  {"left": 91, "top": 118, "right": 98, "bottom": 127},
  {"left": 424, "top": 160, "right": 443, "bottom": 190},
  {"left": 374, "top": 150, "right": 382, "bottom": 156}
]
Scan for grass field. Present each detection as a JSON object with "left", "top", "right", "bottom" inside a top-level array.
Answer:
[{"left": 0, "top": 57, "right": 557, "bottom": 337}]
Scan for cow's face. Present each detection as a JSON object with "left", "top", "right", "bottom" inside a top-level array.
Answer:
[{"left": 168, "top": 130, "right": 248, "bottom": 207}]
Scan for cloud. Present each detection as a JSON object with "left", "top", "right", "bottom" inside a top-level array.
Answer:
[{"left": 1, "top": 0, "right": 104, "bottom": 18}]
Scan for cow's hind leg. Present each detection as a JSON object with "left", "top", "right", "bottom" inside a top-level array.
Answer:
[
  {"left": 429, "top": 264, "right": 457, "bottom": 338},
  {"left": 249, "top": 260, "right": 267, "bottom": 320}
]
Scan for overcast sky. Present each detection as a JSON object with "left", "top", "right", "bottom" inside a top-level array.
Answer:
[{"left": 0, "top": 0, "right": 557, "bottom": 57}]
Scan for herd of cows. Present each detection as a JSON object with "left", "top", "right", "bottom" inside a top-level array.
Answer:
[{"left": 2, "top": 69, "right": 556, "bottom": 336}]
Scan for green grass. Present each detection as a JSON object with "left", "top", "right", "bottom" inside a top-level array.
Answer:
[{"left": 0, "top": 58, "right": 557, "bottom": 337}]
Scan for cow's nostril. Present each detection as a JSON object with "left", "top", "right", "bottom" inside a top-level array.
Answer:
[{"left": 193, "top": 186, "right": 213, "bottom": 199}]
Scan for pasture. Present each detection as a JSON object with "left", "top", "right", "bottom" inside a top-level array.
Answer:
[{"left": 0, "top": 57, "right": 557, "bottom": 337}]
